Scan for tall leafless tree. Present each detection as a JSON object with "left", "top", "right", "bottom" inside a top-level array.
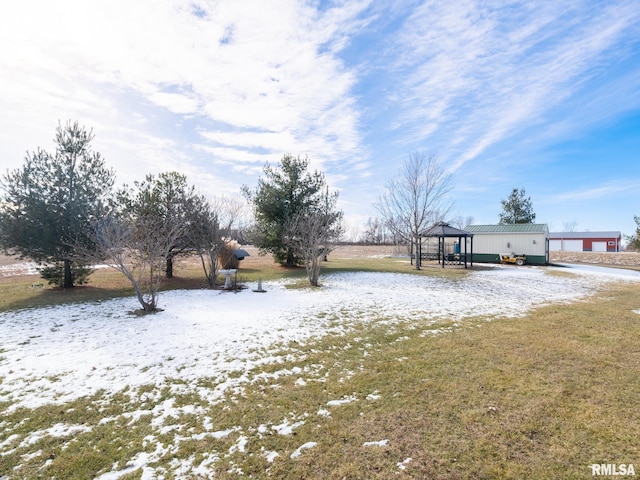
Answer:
[
  {"left": 285, "top": 187, "right": 343, "bottom": 287},
  {"left": 185, "top": 195, "right": 246, "bottom": 287},
  {"left": 374, "top": 152, "right": 454, "bottom": 269}
]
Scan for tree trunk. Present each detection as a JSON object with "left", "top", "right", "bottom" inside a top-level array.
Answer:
[
  {"left": 131, "top": 278, "right": 158, "bottom": 312},
  {"left": 166, "top": 256, "right": 173, "bottom": 278},
  {"left": 285, "top": 249, "right": 295, "bottom": 267},
  {"left": 63, "top": 259, "right": 74, "bottom": 288}
]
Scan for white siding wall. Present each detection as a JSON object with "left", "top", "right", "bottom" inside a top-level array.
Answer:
[
  {"left": 549, "top": 239, "right": 562, "bottom": 251},
  {"left": 466, "top": 233, "right": 547, "bottom": 256}
]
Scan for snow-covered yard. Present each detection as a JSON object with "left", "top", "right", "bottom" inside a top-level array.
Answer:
[
  {"left": 0, "top": 265, "right": 630, "bottom": 410},
  {"left": 1, "top": 264, "right": 639, "bottom": 478}
]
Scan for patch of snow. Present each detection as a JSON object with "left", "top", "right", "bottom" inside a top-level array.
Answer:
[
  {"left": 317, "top": 408, "right": 331, "bottom": 417},
  {"left": 272, "top": 419, "right": 305, "bottom": 436},
  {"left": 20, "top": 423, "right": 92, "bottom": 447},
  {"left": 555, "top": 263, "right": 640, "bottom": 279},
  {"left": 1, "top": 268, "right": 634, "bottom": 412},
  {"left": 95, "top": 452, "right": 149, "bottom": 480},
  {"left": 0, "top": 262, "right": 39, "bottom": 277},
  {"left": 290, "top": 441, "right": 317, "bottom": 459},
  {"left": 363, "top": 439, "right": 389, "bottom": 447},
  {"left": 262, "top": 449, "right": 279, "bottom": 463},
  {"left": 327, "top": 394, "right": 357, "bottom": 406},
  {"left": 0, "top": 433, "right": 20, "bottom": 451},
  {"left": 192, "top": 452, "right": 219, "bottom": 476},
  {"left": 229, "top": 435, "right": 248, "bottom": 454},
  {"left": 397, "top": 457, "right": 412, "bottom": 470},
  {"left": 20, "top": 449, "right": 42, "bottom": 462}
]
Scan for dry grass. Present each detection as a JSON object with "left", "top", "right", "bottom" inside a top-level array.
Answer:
[
  {"left": 2, "top": 282, "right": 639, "bottom": 478},
  {"left": 0, "top": 246, "right": 477, "bottom": 312},
  {"left": 200, "top": 282, "right": 640, "bottom": 479},
  {"left": 1, "top": 249, "right": 639, "bottom": 478}
]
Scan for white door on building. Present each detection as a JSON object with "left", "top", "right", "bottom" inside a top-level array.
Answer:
[
  {"left": 562, "top": 240, "right": 583, "bottom": 251},
  {"left": 592, "top": 242, "right": 607, "bottom": 252},
  {"left": 549, "top": 240, "right": 562, "bottom": 251}
]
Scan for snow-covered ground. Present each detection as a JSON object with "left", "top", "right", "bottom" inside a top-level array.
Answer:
[
  {"left": 2, "top": 265, "right": 640, "bottom": 478},
  {"left": 2, "top": 265, "right": 638, "bottom": 412}
]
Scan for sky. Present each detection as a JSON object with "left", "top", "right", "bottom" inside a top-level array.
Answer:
[{"left": 1, "top": 0, "right": 639, "bottom": 240}]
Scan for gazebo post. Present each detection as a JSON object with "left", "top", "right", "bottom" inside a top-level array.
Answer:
[{"left": 463, "top": 235, "right": 467, "bottom": 268}]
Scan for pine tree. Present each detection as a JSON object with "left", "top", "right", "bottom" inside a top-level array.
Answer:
[
  {"left": 243, "top": 154, "right": 334, "bottom": 267},
  {"left": 0, "top": 121, "right": 115, "bottom": 287},
  {"left": 498, "top": 188, "right": 536, "bottom": 224}
]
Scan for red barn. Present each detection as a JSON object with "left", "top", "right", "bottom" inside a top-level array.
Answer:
[{"left": 549, "top": 231, "right": 621, "bottom": 252}]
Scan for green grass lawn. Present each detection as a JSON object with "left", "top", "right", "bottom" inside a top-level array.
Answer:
[{"left": 1, "top": 257, "right": 638, "bottom": 478}]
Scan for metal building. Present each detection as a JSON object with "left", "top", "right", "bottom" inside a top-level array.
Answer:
[
  {"left": 549, "top": 231, "right": 621, "bottom": 252},
  {"left": 463, "top": 224, "right": 550, "bottom": 265}
]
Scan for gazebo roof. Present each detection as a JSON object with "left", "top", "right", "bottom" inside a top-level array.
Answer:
[{"left": 419, "top": 222, "right": 474, "bottom": 238}]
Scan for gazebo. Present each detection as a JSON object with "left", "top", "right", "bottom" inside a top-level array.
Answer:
[{"left": 418, "top": 222, "right": 474, "bottom": 268}]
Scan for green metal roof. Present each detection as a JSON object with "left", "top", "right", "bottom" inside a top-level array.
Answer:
[{"left": 463, "top": 224, "right": 549, "bottom": 234}]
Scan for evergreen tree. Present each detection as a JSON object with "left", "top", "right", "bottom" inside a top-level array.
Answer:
[
  {"left": 625, "top": 216, "right": 640, "bottom": 251},
  {"left": 243, "top": 154, "right": 330, "bottom": 267},
  {"left": 499, "top": 188, "right": 536, "bottom": 224},
  {"left": 0, "top": 121, "right": 115, "bottom": 287}
]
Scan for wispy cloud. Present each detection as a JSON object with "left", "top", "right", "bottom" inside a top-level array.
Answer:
[
  {"left": 378, "top": 1, "right": 640, "bottom": 170},
  {"left": 550, "top": 179, "right": 640, "bottom": 202}
]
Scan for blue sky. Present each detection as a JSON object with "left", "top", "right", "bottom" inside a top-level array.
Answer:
[{"left": 1, "top": 0, "right": 639, "bottom": 240}]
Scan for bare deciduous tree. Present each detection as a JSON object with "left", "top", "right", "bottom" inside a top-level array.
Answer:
[
  {"left": 186, "top": 195, "right": 246, "bottom": 287},
  {"left": 374, "top": 152, "right": 454, "bottom": 269},
  {"left": 285, "top": 188, "right": 343, "bottom": 287},
  {"left": 87, "top": 178, "right": 191, "bottom": 312},
  {"left": 90, "top": 212, "right": 185, "bottom": 312},
  {"left": 362, "top": 217, "right": 391, "bottom": 245},
  {"left": 563, "top": 220, "right": 578, "bottom": 232},
  {"left": 451, "top": 215, "right": 475, "bottom": 230}
]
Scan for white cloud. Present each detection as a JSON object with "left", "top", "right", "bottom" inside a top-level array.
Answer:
[
  {"left": 550, "top": 180, "right": 640, "bottom": 203},
  {"left": 0, "top": 0, "right": 371, "bottom": 186}
]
